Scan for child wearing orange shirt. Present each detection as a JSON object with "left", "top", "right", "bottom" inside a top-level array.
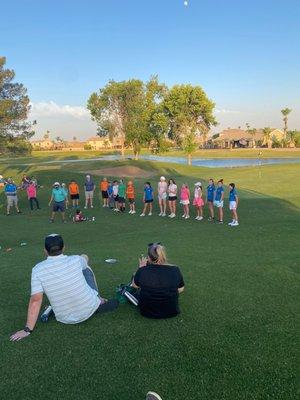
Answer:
[
  {"left": 69, "top": 179, "right": 80, "bottom": 208},
  {"left": 100, "top": 177, "right": 109, "bottom": 207},
  {"left": 126, "top": 181, "right": 136, "bottom": 214}
]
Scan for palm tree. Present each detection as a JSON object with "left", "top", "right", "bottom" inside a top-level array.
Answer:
[
  {"left": 246, "top": 123, "right": 256, "bottom": 148},
  {"left": 44, "top": 130, "right": 50, "bottom": 140},
  {"left": 262, "top": 127, "right": 272, "bottom": 148},
  {"left": 281, "top": 108, "right": 292, "bottom": 142}
]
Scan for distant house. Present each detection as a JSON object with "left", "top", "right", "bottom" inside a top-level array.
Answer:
[
  {"left": 86, "top": 136, "right": 112, "bottom": 150},
  {"left": 31, "top": 139, "right": 54, "bottom": 150},
  {"left": 64, "top": 141, "right": 86, "bottom": 151},
  {"left": 213, "top": 128, "right": 285, "bottom": 148}
]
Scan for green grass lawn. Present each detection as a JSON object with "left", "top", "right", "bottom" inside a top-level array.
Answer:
[{"left": 0, "top": 157, "right": 299, "bottom": 400}]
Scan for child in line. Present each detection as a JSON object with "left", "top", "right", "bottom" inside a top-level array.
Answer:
[
  {"left": 112, "top": 180, "right": 119, "bottom": 211},
  {"left": 107, "top": 181, "right": 114, "bottom": 209},
  {"left": 69, "top": 179, "right": 80, "bottom": 208},
  {"left": 228, "top": 183, "right": 239, "bottom": 226},
  {"left": 193, "top": 182, "right": 204, "bottom": 220},
  {"left": 73, "top": 209, "right": 86, "bottom": 222},
  {"left": 61, "top": 183, "right": 69, "bottom": 209},
  {"left": 126, "top": 181, "right": 136, "bottom": 214},
  {"left": 118, "top": 179, "right": 126, "bottom": 212},
  {"left": 140, "top": 182, "right": 154, "bottom": 217},
  {"left": 168, "top": 178, "right": 177, "bottom": 218},
  {"left": 27, "top": 180, "right": 41, "bottom": 211},
  {"left": 180, "top": 184, "right": 190, "bottom": 219},
  {"left": 158, "top": 176, "right": 168, "bottom": 217},
  {"left": 206, "top": 178, "right": 216, "bottom": 222},
  {"left": 214, "top": 179, "right": 225, "bottom": 224},
  {"left": 100, "top": 177, "right": 109, "bottom": 207}
]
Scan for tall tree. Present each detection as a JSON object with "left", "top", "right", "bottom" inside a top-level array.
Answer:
[
  {"left": 0, "top": 57, "right": 35, "bottom": 154},
  {"left": 281, "top": 108, "right": 292, "bottom": 142},
  {"left": 246, "top": 123, "right": 257, "bottom": 148},
  {"left": 262, "top": 127, "right": 272, "bottom": 148},
  {"left": 162, "top": 84, "right": 216, "bottom": 164}
]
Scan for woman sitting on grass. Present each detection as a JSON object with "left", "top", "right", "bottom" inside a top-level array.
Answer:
[{"left": 132, "top": 243, "right": 185, "bottom": 319}]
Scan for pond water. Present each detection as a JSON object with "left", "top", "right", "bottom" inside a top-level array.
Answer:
[{"left": 17, "top": 155, "right": 300, "bottom": 168}]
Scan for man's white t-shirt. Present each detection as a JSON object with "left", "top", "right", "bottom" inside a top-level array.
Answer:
[{"left": 31, "top": 254, "right": 100, "bottom": 324}]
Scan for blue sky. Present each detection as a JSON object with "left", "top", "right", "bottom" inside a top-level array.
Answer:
[{"left": 1, "top": 0, "right": 299, "bottom": 139}]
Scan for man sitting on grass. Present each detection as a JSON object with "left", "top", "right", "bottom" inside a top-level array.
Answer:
[{"left": 10, "top": 234, "right": 118, "bottom": 341}]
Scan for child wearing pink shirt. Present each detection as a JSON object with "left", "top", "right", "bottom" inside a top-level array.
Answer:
[
  {"left": 180, "top": 184, "right": 190, "bottom": 219},
  {"left": 27, "top": 181, "right": 40, "bottom": 210}
]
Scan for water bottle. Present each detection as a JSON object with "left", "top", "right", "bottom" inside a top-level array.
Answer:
[{"left": 40, "top": 305, "right": 53, "bottom": 322}]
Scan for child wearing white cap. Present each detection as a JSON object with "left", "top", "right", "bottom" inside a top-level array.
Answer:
[
  {"left": 157, "top": 176, "right": 168, "bottom": 216},
  {"left": 193, "top": 182, "right": 204, "bottom": 220}
]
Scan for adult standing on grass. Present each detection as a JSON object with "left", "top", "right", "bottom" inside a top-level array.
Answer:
[
  {"left": 49, "top": 182, "right": 68, "bottom": 223},
  {"left": 167, "top": 178, "right": 177, "bottom": 218},
  {"left": 5, "top": 178, "right": 21, "bottom": 216},
  {"left": 158, "top": 176, "right": 168, "bottom": 217},
  {"left": 132, "top": 243, "right": 185, "bottom": 319},
  {"left": 10, "top": 234, "right": 119, "bottom": 341},
  {"left": 206, "top": 178, "right": 216, "bottom": 222},
  {"left": 84, "top": 174, "right": 95, "bottom": 209}
]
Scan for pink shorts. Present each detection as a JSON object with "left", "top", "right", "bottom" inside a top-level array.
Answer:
[{"left": 193, "top": 198, "right": 204, "bottom": 207}]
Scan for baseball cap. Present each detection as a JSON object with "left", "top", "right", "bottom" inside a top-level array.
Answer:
[
  {"left": 195, "top": 182, "right": 202, "bottom": 186},
  {"left": 45, "top": 234, "right": 64, "bottom": 256},
  {"left": 53, "top": 182, "right": 60, "bottom": 186},
  {"left": 160, "top": 176, "right": 166, "bottom": 181}
]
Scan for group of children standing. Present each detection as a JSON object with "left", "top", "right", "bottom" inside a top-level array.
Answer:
[{"left": 96, "top": 176, "right": 239, "bottom": 226}]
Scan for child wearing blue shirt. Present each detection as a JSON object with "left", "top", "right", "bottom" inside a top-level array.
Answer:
[
  {"left": 228, "top": 183, "right": 239, "bottom": 226},
  {"left": 140, "top": 182, "right": 154, "bottom": 217},
  {"left": 206, "top": 178, "right": 216, "bottom": 221},
  {"left": 214, "top": 179, "right": 225, "bottom": 224}
]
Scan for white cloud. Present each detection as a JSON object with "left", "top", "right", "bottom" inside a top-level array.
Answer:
[
  {"left": 215, "top": 108, "right": 241, "bottom": 114},
  {"left": 30, "top": 101, "right": 90, "bottom": 119}
]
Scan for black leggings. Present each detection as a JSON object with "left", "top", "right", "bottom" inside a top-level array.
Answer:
[{"left": 29, "top": 197, "right": 40, "bottom": 210}]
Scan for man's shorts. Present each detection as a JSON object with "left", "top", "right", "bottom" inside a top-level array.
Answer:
[
  {"left": 7, "top": 195, "right": 18, "bottom": 207},
  {"left": 214, "top": 200, "right": 224, "bottom": 208},
  {"left": 70, "top": 194, "right": 79, "bottom": 200},
  {"left": 128, "top": 198, "right": 135, "bottom": 204},
  {"left": 145, "top": 199, "right": 153, "bottom": 203},
  {"left": 85, "top": 191, "right": 94, "bottom": 200},
  {"left": 101, "top": 190, "right": 108, "bottom": 199},
  {"left": 118, "top": 196, "right": 125, "bottom": 203},
  {"left": 53, "top": 201, "right": 65, "bottom": 212},
  {"left": 229, "top": 201, "right": 237, "bottom": 210},
  {"left": 158, "top": 192, "right": 167, "bottom": 200}
]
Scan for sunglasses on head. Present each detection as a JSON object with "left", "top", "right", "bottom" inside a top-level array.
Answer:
[{"left": 148, "top": 242, "right": 162, "bottom": 248}]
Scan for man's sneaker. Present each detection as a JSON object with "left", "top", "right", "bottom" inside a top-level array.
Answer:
[
  {"left": 168, "top": 214, "right": 173, "bottom": 218},
  {"left": 146, "top": 392, "right": 163, "bottom": 400},
  {"left": 228, "top": 220, "right": 234, "bottom": 226},
  {"left": 128, "top": 210, "right": 132, "bottom": 214},
  {"left": 162, "top": 213, "right": 166, "bottom": 217},
  {"left": 102, "top": 204, "right": 106, "bottom": 208},
  {"left": 158, "top": 212, "right": 163, "bottom": 216},
  {"left": 91, "top": 205, "right": 94, "bottom": 208},
  {"left": 208, "top": 216, "right": 214, "bottom": 222},
  {"left": 195, "top": 216, "right": 199, "bottom": 220},
  {"left": 198, "top": 216, "right": 203, "bottom": 221},
  {"left": 62, "top": 220, "right": 67, "bottom": 224},
  {"left": 182, "top": 214, "right": 186, "bottom": 218},
  {"left": 140, "top": 213, "right": 145, "bottom": 217},
  {"left": 148, "top": 212, "right": 152, "bottom": 216},
  {"left": 185, "top": 215, "right": 190, "bottom": 219},
  {"left": 171, "top": 214, "right": 176, "bottom": 218},
  {"left": 217, "top": 220, "right": 223, "bottom": 224},
  {"left": 231, "top": 221, "right": 239, "bottom": 226},
  {"left": 131, "top": 210, "right": 136, "bottom": 214},
  {"left": 84, "top": 206, "right": 87, "bottom": 209}
]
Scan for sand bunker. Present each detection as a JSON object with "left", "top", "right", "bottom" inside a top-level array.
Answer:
[{"left": 85, "top": 166, "right": 154, "bottom": 178}]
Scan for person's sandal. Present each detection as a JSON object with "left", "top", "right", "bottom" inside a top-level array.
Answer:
[{"left": 95, "top": 299, "right": 119, "bottom": 314}]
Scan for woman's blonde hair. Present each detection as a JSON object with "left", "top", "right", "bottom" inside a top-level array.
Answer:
[{"left": 148, "top": 243, "right": 167, "bottom": 264}]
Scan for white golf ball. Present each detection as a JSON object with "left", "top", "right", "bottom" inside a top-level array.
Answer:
[{"left": 184, "top": 1, "right": 188, "bottom": 6}]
